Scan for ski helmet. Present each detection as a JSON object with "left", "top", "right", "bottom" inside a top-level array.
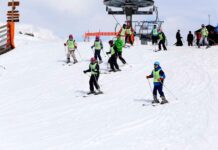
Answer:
[
  {"left": 154, "top": 61, "right": 160, "bottom": 66},
  {"left": 96, "top": 36, "right": 100, "bottom": 40},
  {"left": 90, "top": 57, "right": 96, "bottom": 63},
  {"left": 69, "top": 34, "right": 73, "bottom": 39},
  {"left": 109, "top": 40, "right": 113, "bottom": 45},
  {"left": 202, "top": 24, "right": 205, "bottom": 27}
]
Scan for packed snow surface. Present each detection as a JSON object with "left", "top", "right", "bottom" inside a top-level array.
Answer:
[{"left": 0, "top": 34, "right": 218, "bottom": 150}]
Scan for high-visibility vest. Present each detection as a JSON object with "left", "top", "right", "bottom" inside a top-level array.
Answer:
[
  {"left": 94, "top": 41, "right": 102, "bottom": 50},
  {"left": 90, "top": 63, "right": 98, "bottom": 75},
  {"left": 201, "top": 27, "right": 209, "bottom": 37},
  {"left": 120, "top": 28, "right": 126, "bottom": 36},
  {"left": 152, "top": 28, "right": 158, "bottom": 36},
  {"left": 153, "top": 69, "right": 161, "bottom": 83},
  {"left": 110, "top": 47, "right": 115, "bottom": 55},
  {"left": 67, "top": 40, "right": 75, "bottom": 49},
  {"left": 159, "top": 33, "right": 164, "bottom": 40},
  {"left": 126, "top": 28, "right": 132, "bottom": 35}
]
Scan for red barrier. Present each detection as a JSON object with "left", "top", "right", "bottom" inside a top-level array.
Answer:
[{"left": 84, "top": 32, "right": 118, "bottom": 41}]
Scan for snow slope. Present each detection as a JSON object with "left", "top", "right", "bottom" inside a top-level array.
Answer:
[{"left": 0, "top": 34, "right": 218, "bottom": 150}]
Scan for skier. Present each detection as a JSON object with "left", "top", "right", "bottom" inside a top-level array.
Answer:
[
  {"left": 64, "top": 34, "right": 78, "bottom": 64},
  {"left": 91, "top": 36, "right": 103, "bottom": 63},
  {"left": 151, "top": 25, "right": 159, "bottom": 45},
  {"left": 176, "top": 30, "right": 183, "bottom": 46},
  {"left": 158, "top": 29, "right": 167, "bottom": 51},
  {"left": 195, "top": 32, "right": 201, "bottom": 46},
  {"left": 106, "top": 40, "right": 120, "bottom": 72},
  {"left": 118, "top": 24, "right": 127, "bottom": 47},
  {"left": 187, "top": 31, "right": 194, "bottom": 46},
  {"left": 146, "top": 61, "right": 168, "bottom": 104},
  {"left": 114, "top": 35, "right": 127, "bottom": 64},
  {"left": 83, "top": 57, "right": 102, "bottom": 94},
  {"left": 198, "top": 24, "right": 210, "bottom": 48},
  {"left": 125, "top": 25, "right": 134, "bottom": 46}
]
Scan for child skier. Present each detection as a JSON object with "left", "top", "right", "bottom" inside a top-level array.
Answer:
[
  {"left": 158, "top": 30, "right": 167, "bottom": 51},
  {"left": 91, "top": 36, "right": 103, "bottom": 63},
  {"left": 146, "top": 61, "right": 168, "bottom": 104},
  {"left": 106, "top": 40, "right": 120, "bottom": 72},
  {"left": 64, "top": 34, "right": 78, "bottom": 64},
  {"left": 83, "top": 57, "right": 102, "bottom": 94}
]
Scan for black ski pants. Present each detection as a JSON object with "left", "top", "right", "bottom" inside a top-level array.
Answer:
[
  {"left": 117, "top": 51, "right": 126, "bottom": 64},
  {"left": 108, "top": 54, "right": 119, "bottom": 71},
  {"left": 188, "top": 41, "right": 193, "bottom": 46},
  {"left": 94, "top": 50, "right": 102, "bottom": 61},
  {"left": 89, "top": 74, "right": 99, "bottom": 92},
  {"left": 153, "top": 84, "right": 165, "bottom": 97},
  {"left": 152, "top": 35, "right": 158, "bottom": 45},
  {"left": 158, "top": 40, "right": 167, "bottom": 50}
]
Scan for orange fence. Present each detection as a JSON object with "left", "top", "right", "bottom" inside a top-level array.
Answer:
[
  {"left": 0, "top": 22, "right": 15, "bottom": 54},
  {"left": 84, "top": 32, "right": 118, "bottom": 41}
]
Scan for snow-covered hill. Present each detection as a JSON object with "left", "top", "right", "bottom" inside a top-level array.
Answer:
[{"left": 0, "top": 33, "right": 218, "bottom": 150}]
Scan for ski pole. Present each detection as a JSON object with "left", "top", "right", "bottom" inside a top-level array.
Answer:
[
  {"left": 161, "top": 82, "right": 178, "bottom": 100},
  {"left": 147, "top": 78, "right": 153, "bottom": 95},
  {"left": 76, "top": 48, "right": 83, "bottom": 60}
]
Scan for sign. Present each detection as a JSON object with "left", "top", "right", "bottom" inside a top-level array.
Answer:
[
  {"left": 7, "top": 13, "right": 20, "bottom": 17},
  {"left": 7, "top": 10, "right": 19, "bottom": 13},
  {"left": 8, "top": 1, "right": 20, "bottom": 6},
  {"left": 7, "top": 19, "right": 19, "bottom": 22}
]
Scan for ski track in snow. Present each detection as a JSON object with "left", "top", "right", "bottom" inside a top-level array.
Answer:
[{"left": 0, "top": 35, "right": 218, "bottom": 150}]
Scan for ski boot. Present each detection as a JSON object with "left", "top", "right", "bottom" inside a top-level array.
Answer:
[
  {"left": 73, "top": 59, "right": 78, "bottom": 64},
  {"left": 152, "top": 95, "right": 160, "bottom": 104},
  {"left": 87, "top": 91, "right": 96, "bottom": 95},
  {"left": 66, "top": 58, "right": 71, "bottom": 64},
  {"left": 160, "top": 96, "right": 168, "bottom": 104},
  {"left": 96, "top": 89, "right": 103, "bottom": 94}
]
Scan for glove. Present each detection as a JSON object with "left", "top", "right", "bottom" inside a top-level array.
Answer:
[
  {"left": 64, "top": 43, "right": 66, "bottom": 46},
  {"left": 158, "top": 78, "right": 163, "bottom": 82},
  {"left": 75, "top": 45, "right": 77, "bottom": 49},
  {"left": 91, "top": 46, "right": 94, "bottom": 49},
  {"left": 83, "top": 71, "right": 86, "bottom": 74},
  {"left": 106, "top": 52, "right": 110, "bottom": 55},
  {"left": 146, "top": 76, "right": 150, "bottom": 79}
]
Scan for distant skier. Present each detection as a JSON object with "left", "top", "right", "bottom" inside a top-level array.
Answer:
[
  {"left": 198, "top": 24, "right": 210, "bottom": 48},
  {"left": 118, "top": 24, "right": 127, "bottom": 47},
  {"left": 114, "top": 35, "right": 127, "bottom": 64},
  {"left": 146, "top": 61, "right": 168, "bottom": 104},
  {"left": 106, "top": 40, "right": 120, "bottom": 72},
  {"left": 176, "top": 30, "right": 183, "bottom": 46},
  {"left": 158, "top": 29, "right": 167, "bottom": 51},
  {"left": 64, "top": 34, "right": 78, "bottom": 64},
  {"left": 83, "top": 57, "right": 102, "bottom": 94},
  {"left": 91, "top": 36, "right": 103, "bottom": 63},
  {"left": 151, "top": 25, "right": 159, "bottom": 45},
  {"left": 125, "top": 25, "right": 134, "bottom": 46},
  {"left": 187, "top": 31, "right": 194, "bottom": 46},
  {"left": 195, "top": 32, "right": 201, "bottom": 46}
]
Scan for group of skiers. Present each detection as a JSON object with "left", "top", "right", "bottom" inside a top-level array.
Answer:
[
  {"left": 175, "top": 24, "right": 210, "bottom": 48},
  {"left": 151, "top": 25, "right": 167, "bottom": 51}
]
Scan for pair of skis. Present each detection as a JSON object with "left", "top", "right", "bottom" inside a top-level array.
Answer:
[{"left": 83, "top": 91, "right": 103, "bottom": 98}]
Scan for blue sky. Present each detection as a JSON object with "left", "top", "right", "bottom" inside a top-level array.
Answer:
[{"left": 0, "top": 0, "right": 217, "bottom": 43}]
